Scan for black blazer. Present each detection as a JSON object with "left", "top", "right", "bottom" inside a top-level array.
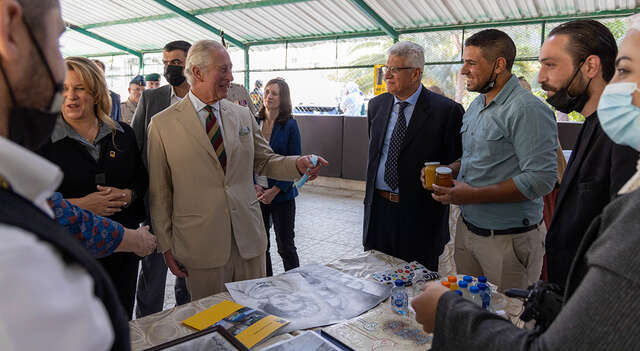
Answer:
[
  {"left": 546, "top": 113, "right": 638, "bottom": 287},
  {"left": 363, "top": 86, "right": 464, "bottom": 261},
  {"left": 0, "top": 189, "right": 131, "bottom": 351},
  {"left": 39, "top": 121, "right": 148, "bottom": 229},
  {"left": 131, "top": 84, "right": 172, "bottom": 166}
]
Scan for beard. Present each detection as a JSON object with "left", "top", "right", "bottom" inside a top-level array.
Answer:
[
  {"left": 13, "top": 51, "right": 55, "bottom": 111},
  {"left": 542, "top": 71, "right": 588, "bottom": 97}
]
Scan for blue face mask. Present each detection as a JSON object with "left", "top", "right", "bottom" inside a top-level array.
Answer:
[{"left": 597, "top": 82, "right": 640, "bottom": 151}]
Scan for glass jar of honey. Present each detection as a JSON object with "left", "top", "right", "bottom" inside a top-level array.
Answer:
[
  {"left": 435, "top": 167, "right": 453, "bottom": 188},
  {"left": 422, "top": 162, "right": 440, "bottom": 190}
]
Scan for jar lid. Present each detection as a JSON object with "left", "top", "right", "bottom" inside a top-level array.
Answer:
[
  {"left": 435, "top": 167, "right": 452, "bottom": 174},
  {"left": 424, "top": 162, "right": 440, "bottom": 166}
]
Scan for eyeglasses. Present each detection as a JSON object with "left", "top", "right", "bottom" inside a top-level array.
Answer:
[{"left": 382, "top": 66, "right": 416, "bottom": 75}]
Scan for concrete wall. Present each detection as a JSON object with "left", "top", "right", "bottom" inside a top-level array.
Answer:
[{"left": 294, "top": 115, "right": 583, "bottom": 181}]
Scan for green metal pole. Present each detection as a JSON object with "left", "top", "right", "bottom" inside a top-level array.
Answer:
[
  {"left": 349, "top": 0, "right": 398, "bottom": 41},
  {"left": 152, "top": 0, "right": 247, "bottom": 49},
  {"left": 82, "top": 0, "right": 313, "bottom": 29},
  {"left": 67, "top": 23, "right": 143, "bottom": 60},
  {"left": 244, "top": 47, "right": 250, "bottom": 89}
]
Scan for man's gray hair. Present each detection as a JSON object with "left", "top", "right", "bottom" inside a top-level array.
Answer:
[
  {"left": 185, "top": 40, "right": 226, "bottom": 86},
  {"left": 388, "top": 41, "right": 424, "bottom": 76}
]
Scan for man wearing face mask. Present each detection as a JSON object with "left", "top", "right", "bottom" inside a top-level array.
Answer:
[
  {"left": 132, "top": 40, "right": 192, "bottom": 318},
  {"left": 539, "top": 20, "right": 638, "bottom": 288},
  {"left": 410, "top": 17, "right": 640, "bottom": 350},
  {"left": 0, "top": 0, "right": 128, "bottom": 350},
  {"left": 432, "top": 29, "right": 558, "bottom": 292}
]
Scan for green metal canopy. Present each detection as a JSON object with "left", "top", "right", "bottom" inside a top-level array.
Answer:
[{"left": 60, "top": 0, "right": 639, "bottom": 88}]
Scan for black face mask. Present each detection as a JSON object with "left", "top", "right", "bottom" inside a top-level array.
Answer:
[
  {"left": 546, "top": 61, "right": 591, "bottom": 114},
  {"left": 164, "top": 65, "right": 186, "bottom": 87},
  {"left": 0, "top": 20, "right": 62, "bottom": 151},
  {"left": 476, "top": 61, "right": 497, "bottom": 94}
]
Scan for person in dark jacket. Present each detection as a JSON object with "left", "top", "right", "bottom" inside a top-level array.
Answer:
[
  {"left": 0, "top": 1, "right": 129, "bottom": 349},
  {"left": 254, "top": 78, "right": 302, "bottom": 276},
  {"left": 411, "top": 19, "right": 640, "bottom": 350},
  {"left": 538, "top": 20, "right": 638, "bottom": 288},
  {"left": 92, "top": 59, "right": 122, "bottom": 122},
  {"left": 365, "top": 41, "right": 464, "bottom": 271},
  {"left": 39, "top": 57, "right": 148, "bottom": 320}
]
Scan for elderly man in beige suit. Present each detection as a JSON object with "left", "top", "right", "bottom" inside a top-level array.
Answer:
[{"left": 147, "top": 40, "right": 327, "bottom": 300}]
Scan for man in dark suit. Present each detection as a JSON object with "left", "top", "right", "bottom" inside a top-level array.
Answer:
[
  {"left": 363, "top": 41, "right": 464, "bottom": 271},
  {"left": 538, "top": 20, "right": 638, "bottom": 288},
  {"left": 131, "top": 40, "right": 192, "bottom": 318}
]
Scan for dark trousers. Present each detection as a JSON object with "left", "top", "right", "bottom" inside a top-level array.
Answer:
[
  {"left": 135, "top": 250, "right": 190, "bottom": 318},
  {"left": 364, "top": 193, "right": 439, "bottom": 271},
  {"left": 98, "top": 252, "right": 139, "bottom": 320},
  {"left": 260, "top": 199, "right": 299, "bottom": 276}
]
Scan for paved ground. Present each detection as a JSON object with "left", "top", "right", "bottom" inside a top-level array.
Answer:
[{"left": 160, "top": 184, "right": 365, "bottom": 311}]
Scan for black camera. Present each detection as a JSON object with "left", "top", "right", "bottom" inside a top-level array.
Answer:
[{"left": 505, "top": 280, "right": 564, "bottom": 333}]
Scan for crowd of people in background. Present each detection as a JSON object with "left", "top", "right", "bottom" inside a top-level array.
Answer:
[{"left": 2, "top": 0, "right": 640, "bottom": 350}]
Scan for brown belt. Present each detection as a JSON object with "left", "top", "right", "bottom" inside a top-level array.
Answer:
[{"left": 376, "top": 189, "right": 399, "bottom": 203}]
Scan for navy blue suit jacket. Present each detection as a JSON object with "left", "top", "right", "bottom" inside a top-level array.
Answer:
[
  {"left": 109, "top": 90, "right": 122, "bottom": 122},
  {"left": 363, "top": 86, "right": 464, "bottom": 268},
  {"left": 262, "top": 118, "right": 301, "bottom": 204}
]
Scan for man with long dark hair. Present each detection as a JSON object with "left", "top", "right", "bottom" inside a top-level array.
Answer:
[{"left": 539, "top": 20, "right": 638, "bottom": 288}]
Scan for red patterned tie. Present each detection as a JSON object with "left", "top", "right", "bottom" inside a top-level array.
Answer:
[{"left": 204, "top": 105, "right": 227, "bottom": 172}]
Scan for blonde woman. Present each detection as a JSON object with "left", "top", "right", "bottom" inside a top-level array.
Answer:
[{"left": 39, "top": 57, "right": 148, "bottom": 319}]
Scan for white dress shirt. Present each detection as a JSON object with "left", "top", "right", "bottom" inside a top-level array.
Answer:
[
  {"left": 188, "top": 90, "right": 229, "bottom": 157},
  {"left": 0, "top": 137, "right": 114, "bottom": 351},
  {"left": 170, "top": 85, "right": 183, "bottom": 106}
]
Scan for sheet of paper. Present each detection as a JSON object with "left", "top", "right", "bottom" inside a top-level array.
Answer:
[
  {"left": 226, "top": 272, "right": 385, "bottom": 333},
  {"left": 262, "top": 331, "right": 342, "bottom": 351}
]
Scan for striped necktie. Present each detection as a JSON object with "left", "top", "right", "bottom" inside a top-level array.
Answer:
[
  {"left": 204, "top": 105, "right": 227, "bottom": 172},
  {"left": 384, "top": 101, "right": 410, "bottom": 191}
]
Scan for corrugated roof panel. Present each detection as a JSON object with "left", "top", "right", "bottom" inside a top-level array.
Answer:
[
  {"left": 199, "top": 0, "right": 377, "bottom": 42},
  {"left": 201, "top": 11, "right": 273, "bottom": 41},
  {"left": 60, "top": 29, "right": 126, "bottom": 57},
  {"left": 61, "top": 0, "right": 169, "bottom": 26},
  {"left": 365, "top": 0, "right": 638, "bottom": 30},
  {"left": 169, "top": 0, "right": 255, "bottom": 11},
  {"left": 59, "top": 0, "right": 639, "bottom": 57},
  {"left": 89, "top": 18, "right": 226, "bottom": 51}
]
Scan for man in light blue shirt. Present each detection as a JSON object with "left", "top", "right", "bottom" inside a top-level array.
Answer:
[{"left": 433, "top": 30, "right": 557, "bottom": 291}]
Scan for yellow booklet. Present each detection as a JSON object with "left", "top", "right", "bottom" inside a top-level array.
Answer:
[{"left": 183, "top": 300, "right": 289, "bottom": 349}]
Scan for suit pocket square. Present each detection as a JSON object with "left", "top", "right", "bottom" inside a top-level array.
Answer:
[{"left": 239, "top": 126, "right": 251, "bottom": 136}]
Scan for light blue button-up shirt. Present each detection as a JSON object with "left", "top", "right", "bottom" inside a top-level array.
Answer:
[
  {"left": 375, "top": 85, "right": 423, "bottom": 192},
  {"left": 459, "top": 75, "right": 558, "bottom": 229}
]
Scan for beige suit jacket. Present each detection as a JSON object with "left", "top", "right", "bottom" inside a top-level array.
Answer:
[{"left": 147, "top": 97, "right": 300, "bottom": 269}]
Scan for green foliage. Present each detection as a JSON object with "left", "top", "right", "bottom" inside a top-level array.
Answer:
[
  {"left": 568, "top": 111, "right": 586, "bottom": 122},
  {"left": 324, "top": 16, "right": 629, "bottom": 112}
]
